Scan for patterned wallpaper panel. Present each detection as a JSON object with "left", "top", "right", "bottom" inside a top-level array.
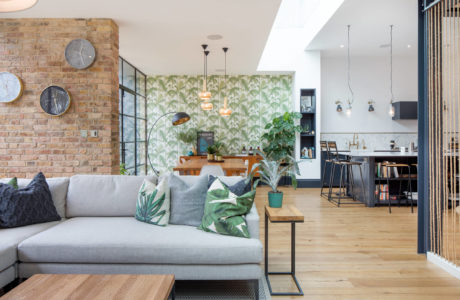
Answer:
[{"left": 147, "top": 75, "right": 293, "bottom": 173}]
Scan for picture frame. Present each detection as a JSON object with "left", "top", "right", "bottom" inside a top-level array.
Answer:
[{"left": 197, "top": 131, "right": 214, "bottom": 155}]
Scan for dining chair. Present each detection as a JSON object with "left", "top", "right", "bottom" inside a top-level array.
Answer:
[
  {"left": 200, "top": 165, "right": 225, "bottom": 176},
  {"left": 240, "top": 159, "right": 249, "bottom": 177}
]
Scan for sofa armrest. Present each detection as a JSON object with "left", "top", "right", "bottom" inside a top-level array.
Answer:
[{"left": 246, "top": 203, "right": 260, "bottom": 240}]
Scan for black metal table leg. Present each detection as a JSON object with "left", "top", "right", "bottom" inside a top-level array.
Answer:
[{"left": 170, "top": 282, "right": 175, "bottom": 300}]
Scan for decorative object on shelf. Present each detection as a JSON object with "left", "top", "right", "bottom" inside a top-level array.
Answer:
[
  {"left": 241, "top": 146, "right": 247, "bottom": 155},
  {"left": 300, "top": 95, "right": 313, "bottom": 112},
  {"left": 247, "top": 151, "right": 301, "bottom": 208},
  {"left": 390, "top": 140, "right": 396, "bottom": 150},
  {"left": 0, "top": 0, "right": 37, "bottom": 12},
  {"left": 345, "top": 25, "right": 354, "bottom": 116},
  {"left": 335, "top": 100, "right": 343, "bottom": 112},
  {"left": 0, "top": 72, "right": 23, "bottom": 103},
  {"left": 301, "top": 123, "right": 310, "bottom": 134},
  {"left": 40, "top": 86, "right": 71, "bottom": 116},
  {"left": 197, "top": 131, "right": 214, "bottom": 155},
  {"left": 388, "top": 25, "right": 396, "bottom": 117},
  {"left": 368, "top": 100, "right": 375, "bottom": 112},
  {"left": 65, "top": 39, "right": 96, "bottom": 70},
  {"left": 248, "top": 146, "right": 254, "bottom": 155},
  {"left": 219, "top": 47, "right": 232, "bottom": 117},
  {"left": 206, "top": 145, "right": 216, "bottom": 161},
  {"left": 301, "top": 147, "right": 308, "bottom": 158},
  {"left": 199, "top": 45, "right": 212, "bottom": 111},
  {"left": 176, "top": 128, "right": 198, "bottom": 155},
  {"left": 146, "top": 112, "right": 190, "bottom": 175}
]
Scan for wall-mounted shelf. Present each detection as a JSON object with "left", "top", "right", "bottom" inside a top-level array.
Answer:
[{"left": 300, "top": 89, "right": 316, "bottom": 159}]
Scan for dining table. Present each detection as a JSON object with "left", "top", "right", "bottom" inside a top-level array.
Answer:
[{"left": 173, "top": 158, "right": 247, "bottom": 176}]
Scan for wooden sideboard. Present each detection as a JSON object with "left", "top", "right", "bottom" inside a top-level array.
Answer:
[{"left": 179, "top": 155, "right": 262, "bottom": 176}]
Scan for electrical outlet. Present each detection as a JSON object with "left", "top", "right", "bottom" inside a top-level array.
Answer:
[
  {"left": 89, "top": 130, "right": 98, "bottom": 138},
  {"left": 80, "top": 130, "right": 87, "bottom": 138}
]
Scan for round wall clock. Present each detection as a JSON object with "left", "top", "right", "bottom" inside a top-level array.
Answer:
[
  {"left": 65, "top": 39, "right": 96, "bottom": 69},
  {"left": 0, "top": 72, "right": 23, "bottom": 103},
  {"left": 40, "top": 86, "right": 71, "bottom": 116}
]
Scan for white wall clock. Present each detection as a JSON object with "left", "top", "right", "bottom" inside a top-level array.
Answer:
[
  {"left": 65, "top": 39, "right": 96, "bottom": 70},
  {"left": 0, "top": 72, "right": 23, "bottom": 103},
  {"left": 40, "top": 86, "right": 71, "bottom": 116}
]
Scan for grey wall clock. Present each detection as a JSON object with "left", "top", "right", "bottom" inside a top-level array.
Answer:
[
  {"left": 65, "top": 39, "right": 96, "bottom": 69},
  {"left": 0, "top": 72, "right": 23, "bottom": 103},
  {"left": 40, "top": 86, "right": 71, "bottom": 116}
]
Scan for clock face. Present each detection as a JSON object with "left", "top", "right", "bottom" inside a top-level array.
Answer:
[
  {"left": 0, "top": 72, "right": 23, "bottom": 103},
  {"left": 40, "top": 86, "right": 71, "bottom": 116},
  {"left": 65, "top": 39, "right": 96, "bottom": 70}
]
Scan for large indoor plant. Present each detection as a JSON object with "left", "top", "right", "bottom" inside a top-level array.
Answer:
[
  {"left": 248, "top": 151, "right": 301, "bottom": 208},
  {"left": 176, "top": 128, "right": 197, "bottom": 155}
]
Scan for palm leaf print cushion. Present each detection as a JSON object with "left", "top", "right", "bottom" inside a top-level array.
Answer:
[
  {"left": 199, "top": 178, "right": 255, "bottom": 238},
  {"left": 135, "top": 177, "right": 170, "bottom": 226}
]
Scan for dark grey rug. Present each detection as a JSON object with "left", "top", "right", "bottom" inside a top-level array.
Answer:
[{"left": 171, "top": 278, "right": 270, "bottom": 300}]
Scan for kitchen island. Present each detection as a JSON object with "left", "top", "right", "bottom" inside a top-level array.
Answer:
[{"left": 338, "top": 151, "right": 418, "bottom": 207}]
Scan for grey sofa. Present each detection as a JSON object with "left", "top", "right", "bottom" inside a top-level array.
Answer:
[{"left": 0, "top": 175, "right": 262, "bottom": 290}]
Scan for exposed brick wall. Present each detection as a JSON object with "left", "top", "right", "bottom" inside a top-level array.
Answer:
[{"left": 0, "top": 18, "right": 119, "bottom": 178}]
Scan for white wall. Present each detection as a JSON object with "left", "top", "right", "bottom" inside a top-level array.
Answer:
[{"left": 321, "top": 55, "right": 418, "bottom": 133}]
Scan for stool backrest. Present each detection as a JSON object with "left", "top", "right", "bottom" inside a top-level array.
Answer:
[
  {"left": 320, "top": 141, "right": 329, "bottom": 160},
  {"left": 327, "top": 141, "right": 340, "bottom": 160}
]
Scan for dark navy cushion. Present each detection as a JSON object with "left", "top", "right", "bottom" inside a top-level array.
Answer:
[{"left": 0, "top": 172, "right": 61, "bottom": 228}]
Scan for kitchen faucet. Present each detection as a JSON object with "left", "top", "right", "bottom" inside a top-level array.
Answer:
[{"left": 348, "top": 133, "right": 359, "bottom": 150}]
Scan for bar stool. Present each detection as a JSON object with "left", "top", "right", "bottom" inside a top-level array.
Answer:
[
  {"left": 320, "top": 141, "right": 332, "bottom": 198},
  {"left": 378, "top": 163, "right": 413, "bottom": 213},
  {"left": 327, "top": 142, "right": 366, "bottom": 207}
]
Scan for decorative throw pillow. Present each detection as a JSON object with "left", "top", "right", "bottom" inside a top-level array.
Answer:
[
  {"left": 208, "top": 175, "right": 251, "bottom": 196},
  {"left": 199, "top": 178, "right": 256, "bottom": 238},
  {"left": 0, "top": 172, "right": 61, "bottom": 228},
  {"left": 169, "top": 174, "right": 208, "bottom": 227},
  {"left": 6, "top": 177, "right": 18, "bottom": 189},
  {"left": 135, "top": 177, "right": 170, "bottom": 226}
]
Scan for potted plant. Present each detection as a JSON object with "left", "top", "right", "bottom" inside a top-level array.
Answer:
[
  {"left": 247, "top": 151, "right": 301, "bottom": 208},
  {"left": 176, "top": 128, "right": 198, "bottom": 155},
  {"left": 213, "top": 141, "right": 224, "bottom": 161},
  {"left": 207, "top": 145, "right": 216, "bottom": 161}
]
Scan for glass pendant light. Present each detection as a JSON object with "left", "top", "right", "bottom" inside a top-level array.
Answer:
[
  {"left": 199, "top": 45, "right": 212, "bottom": 102},
  {"left": 0, "top": 0, "right": 37, "bottom": 12},
  {"left": 345, "top": 25, "right": 354, "bottom": 117},
  {"left": 219, "top": 47, "right": 232, "bottom": 117},
  {"left": 388, "top": 25, "right": 395, "bottom": 117}
]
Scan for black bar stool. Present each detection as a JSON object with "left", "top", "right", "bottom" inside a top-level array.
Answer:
[
  {"left": 327, "top": 142, "right": 365, "bottom": 207},
  {"left": 320, "top": 141, "right": 332, "bottom": 198},
  {"left": 377, "top": 163, "right": 413, "bottom": 213}
]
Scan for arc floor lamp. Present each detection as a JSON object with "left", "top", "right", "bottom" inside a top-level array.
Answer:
[{"left": 146, "top": 112, "right": 190, "bottom": 175}]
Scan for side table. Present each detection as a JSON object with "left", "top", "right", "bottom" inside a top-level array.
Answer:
[{"left": 265, "top": 204, "right": 304, "bottom": 296}]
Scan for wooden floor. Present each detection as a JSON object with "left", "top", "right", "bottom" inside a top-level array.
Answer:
[{"left": 254, "top": 186, "right": 460, "bottom": 300}]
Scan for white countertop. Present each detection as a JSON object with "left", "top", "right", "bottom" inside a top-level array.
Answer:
[{"left": 338, "top": 151, "right": 418, "bottom": 157}]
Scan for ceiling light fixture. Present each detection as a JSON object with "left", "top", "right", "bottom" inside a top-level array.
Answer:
[
  {"left": 388, "top": 25, "right": 395, "bottom": 117},
  {"left": 199, "top": 45, "right": 212, "bottom": 110},
  {"left": 207, "top": 34, "right": 223, "bottom": 40},
  {"left": 0, "top": 0, "right": 37, "bottom": 12},
  {"left": 219, "top": 47, "right": 232, "bottom": 117}
]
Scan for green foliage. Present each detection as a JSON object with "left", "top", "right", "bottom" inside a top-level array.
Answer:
[
  {"left": 247, "top": 151, "right": 301, "bottom": 193},
  {"left": 261, "top": 112, "right": 302, "bottom": 162},
  {"left": 135, "top": 187, "right": 167, "bottom": 226},
  {"left": 207, "top": 145, "right": 216, "bottom": 154},
  {"left": 176, "top": 128, "right": 197, "bottom": 146},
  {"left": 120, "top": 163, "right": 130, "bottom": 175}
]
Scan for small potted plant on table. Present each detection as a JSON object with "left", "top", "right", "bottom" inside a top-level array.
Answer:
[{"left": 207, "top": 145, "right": 216, "bottom": 161}]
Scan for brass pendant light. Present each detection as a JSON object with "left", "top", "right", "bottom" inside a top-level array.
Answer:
[
  {"left": 219, "top": 47, "right": 232, "bottom": 117},
  {"left": 199, "top": 45, "right": 212, "bottom": 110}
]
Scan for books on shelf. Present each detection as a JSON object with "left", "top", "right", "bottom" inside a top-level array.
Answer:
[{"left": 375, "top": 161, "right": 401, "bottom": 179}]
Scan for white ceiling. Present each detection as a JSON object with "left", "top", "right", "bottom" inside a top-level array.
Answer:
[
  {"left": 307, "top": 0, "right": 418, "bottom": 57},
  {"left": 0, "top": 0, "right": 282, "bottom": 75}
]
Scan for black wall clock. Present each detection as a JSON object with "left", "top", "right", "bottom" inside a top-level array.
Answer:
[
  {"left": 40, "top": 86, "right": 71, "bottom": 116},
  {"left": 65, "top": 39, "right": 96, "bottom": 70}
]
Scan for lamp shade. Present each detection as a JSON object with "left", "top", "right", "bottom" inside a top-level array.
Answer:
[
  {"left": 171, "top": 112, "right": 190, "bottom": 126},
  {"left": 0, "top": 0, "right": 37, "bottom": 12},
  {"left": 201, "top": 101, "right": 213, "bottom": 111}
]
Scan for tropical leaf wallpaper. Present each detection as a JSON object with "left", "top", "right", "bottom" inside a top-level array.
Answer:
[{"left": 147, "top": 75, "right": 293, "bottom": 173}]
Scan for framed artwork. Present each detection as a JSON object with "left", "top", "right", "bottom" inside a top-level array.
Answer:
[
  {"left": 40, "top": 86, "right": 71, "bottom": 116},
  {"left": 197, "top": 131, "right": 214, "bottom": 155},
  {"left": 0, "top": 72, "right": 23, "bottom": 103}
]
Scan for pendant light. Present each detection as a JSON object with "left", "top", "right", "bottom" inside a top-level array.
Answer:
[
  {"left": 0, "top": 0, "right": 37, "bottom": 12},
  {"left": 219, "top": 47, "right": 232, "bottom": 117},
  {"left": 388, "top": 25, "right": 395, "bottom": 117},
  {"left": 199, "top": 44, "right": 212, "bottom": 101},
  {"left": 345, "top": 25, "right": 354, "bottom": 117}
]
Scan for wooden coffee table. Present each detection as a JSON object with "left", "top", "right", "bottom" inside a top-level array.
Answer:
[{"left": 1, "top": 274, "right": 175, "bottom": 300}]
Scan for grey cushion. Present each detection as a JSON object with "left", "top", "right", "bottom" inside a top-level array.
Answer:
[
  {"left": 0, "top": 177, "right": 69, "bottom": 218},
  {"left": 169, "top": 174, "right": 208, "bottom": 226},
  {"left": 18, "top": 217, "right": 263, "bottom": 265},
  {"left": 0, "top": 221, "right": 60, "bottom": 271},
  {"left": 66, "top": 175, "right": 157, "bottom": 217}
]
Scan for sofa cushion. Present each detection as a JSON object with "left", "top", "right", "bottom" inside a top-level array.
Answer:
[
  {"left": 1, "top": 177, "right": 69, "bottom": 218},
  {"left": 135, "top": 177, "right": 170, "bottom": 226},
  {"left": 0, "top": 172, "right": 61, "bottom": 228},
  {"left": 66, "top": 175, "right": 157, "bottom": 217},
  {"left": 208, "top": 175, "right": 251, "bottom": 196},
  {"left": 18, "top": 217, "right": 262, "bottom": 265},
  {"left": 0, "top": 221, "right": 60, "bottom": 272}
]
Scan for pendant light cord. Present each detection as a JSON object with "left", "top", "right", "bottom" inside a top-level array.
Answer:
[
  {"left": 224, "top": 49, "right": 227, "bottom": 95},
  {"left": 347, "top": 25, "right": 354, "bottom": 105},
  {"left": 390, "top": 24, "right": 394, "bottom": 104}
]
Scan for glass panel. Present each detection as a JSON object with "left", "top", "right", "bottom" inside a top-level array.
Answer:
[
  {"left": 136, "top": 71, "right": 146, "bottom": 96},
  {"left": 119, "top": 115, "right": 123, "bottom": 142},
  {"left": 136, "top": 96, "right": 146, "bottom": 118},
  {"left": 136, "top": 165, "right": 146, "bottom": 176},
  {"left": 123, "top": 116, "right": 135, "bottom": 142},
  {"left": 137, "top": 142, "right": 146, "bottom": 169},
  {"left": 119, "top": 88, "right": 123, "bottom": 114},
  {"left": 118, "top": 57, "right": 123, "bottom": 86},
  {"left": 122, "top": 91, "right": 135, "bottom": 116},
  {"left": 124, "top": 142, "right": 135, "bottom": 170},
  {"left": 122, "top": 60, "right": 135, "bottom": 90},
  {"left": 137, "top": 119, "right": 146, "bottom": 141}
]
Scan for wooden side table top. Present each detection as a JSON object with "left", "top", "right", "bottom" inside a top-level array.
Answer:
[
  {"left": 265, "top": 205, "right": 304, "bottom": 222},
  {"left": 1, "top": 274, "right": 175, "bottom": 300}
]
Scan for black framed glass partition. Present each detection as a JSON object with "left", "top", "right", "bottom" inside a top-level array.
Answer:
[{"left": 119, "top": 57, "right": 147, "bottom": 175}]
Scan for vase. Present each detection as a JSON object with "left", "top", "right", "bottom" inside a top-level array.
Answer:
[
  {"left": 216, "top": 155, "right": 223, "bottom": 161},
  {"left": 207, "top": 154, "right": 214, "bottom": 160},
  {"left": 192, "top": 145, "right": 197, "bottom": 156},
  {"left": 268, "top": 191, "right": 283, "bottom": 208}
]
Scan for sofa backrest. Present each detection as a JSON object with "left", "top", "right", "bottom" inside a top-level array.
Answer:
[{"left": 66, "top": 175, "right": 157, "bottom": 217}]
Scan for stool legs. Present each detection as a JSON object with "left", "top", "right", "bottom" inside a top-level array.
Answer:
[{"left": 320, "top": 161, "right": 330, "bottom": 198}]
